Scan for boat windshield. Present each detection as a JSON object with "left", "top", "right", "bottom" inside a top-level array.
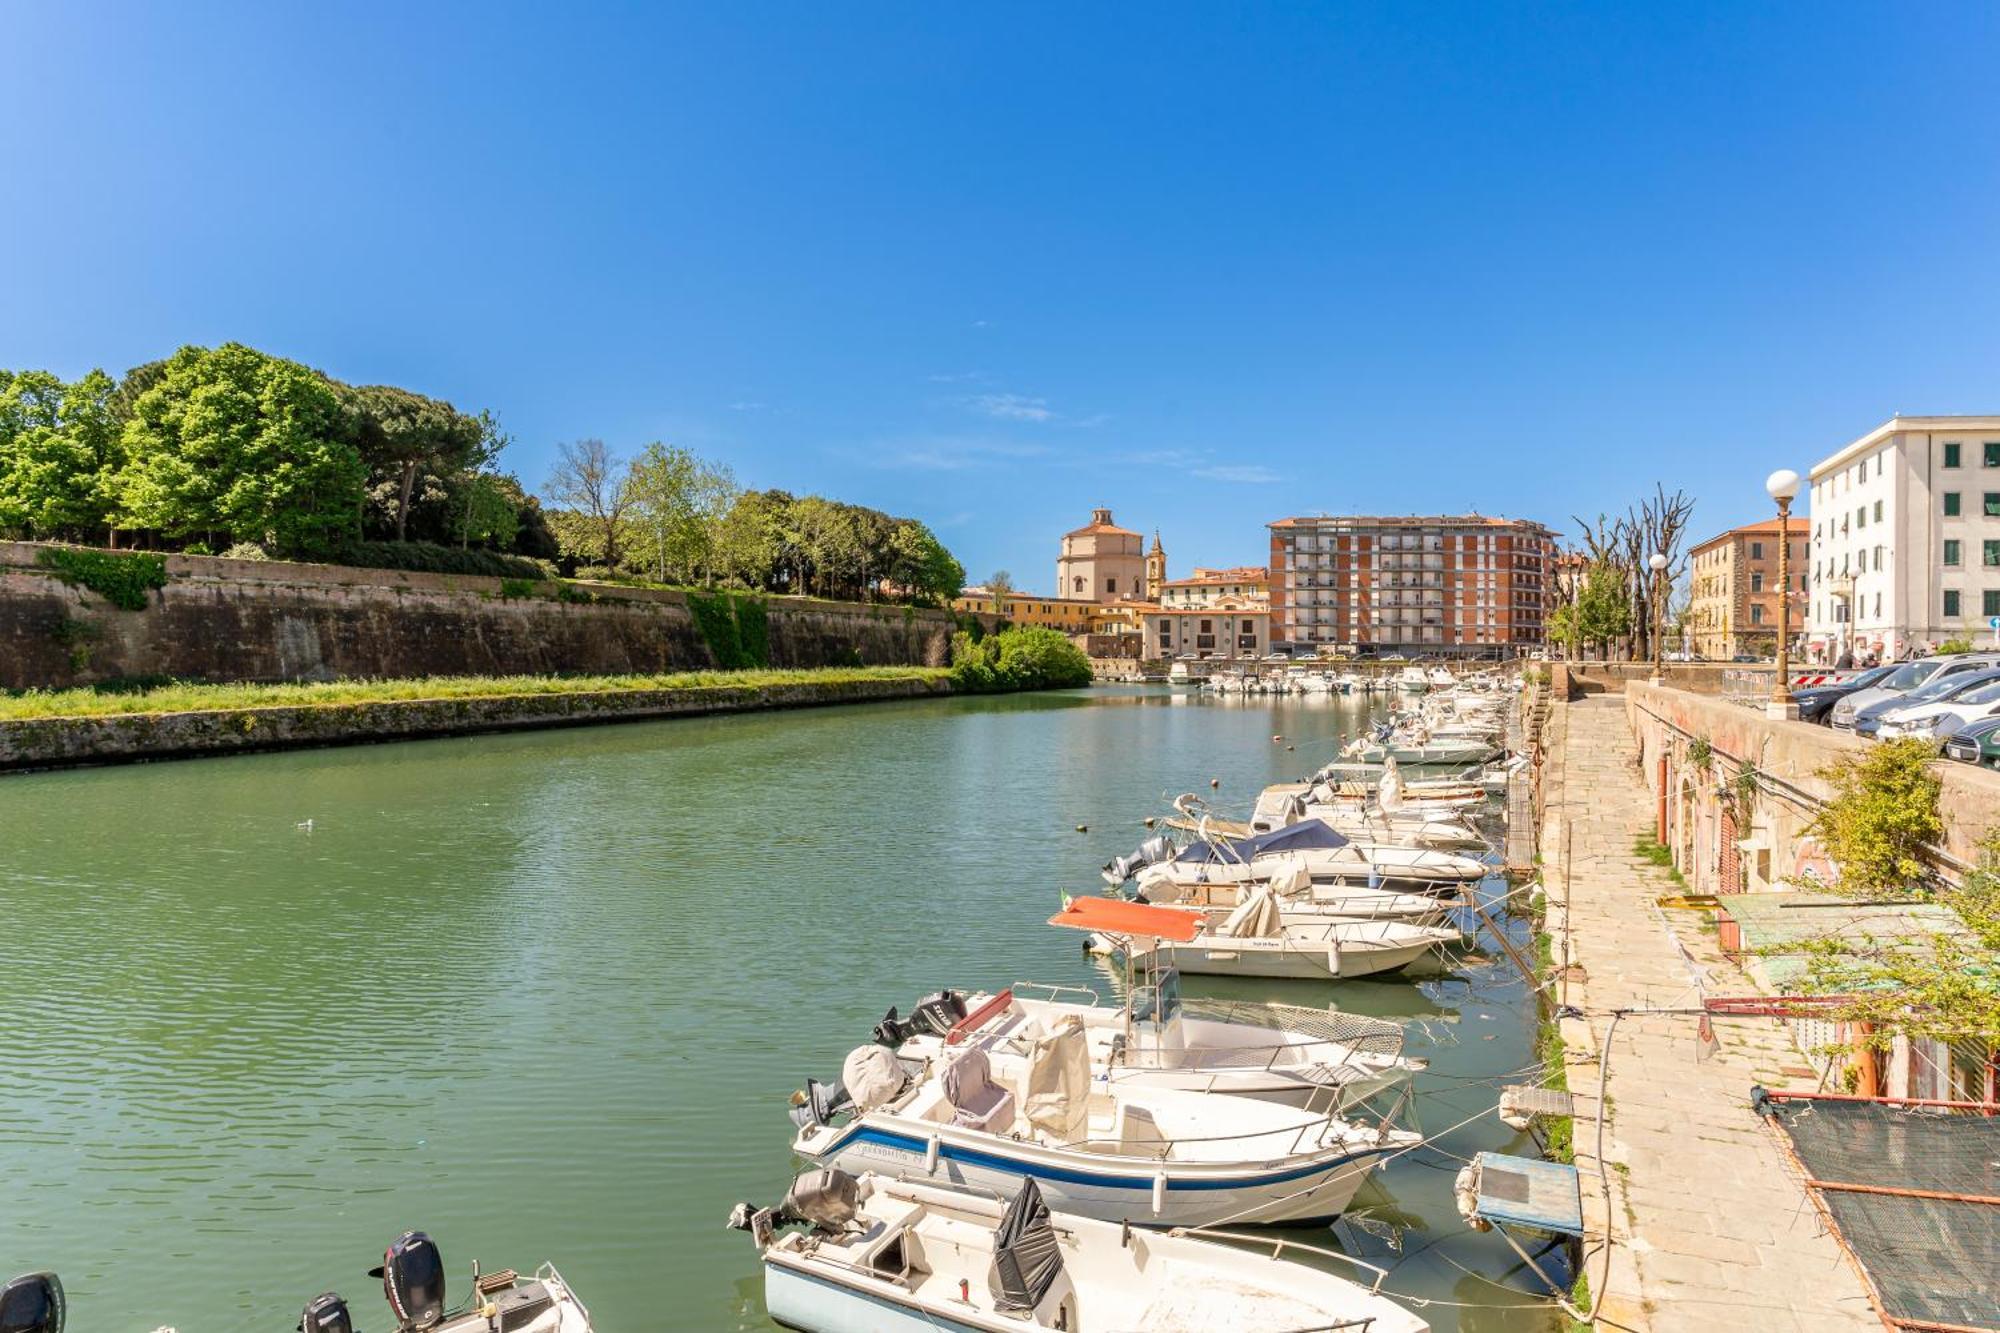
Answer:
[{"left": 1132, "top": 969, "right": 1181, "bottom": 1025}]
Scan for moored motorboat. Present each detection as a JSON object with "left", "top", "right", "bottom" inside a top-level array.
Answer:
[
  {"left": 871, "top": 951, "right": 1421, "bottom": 1113},
  {"left": 302, "top": 1232, "right": 592, "bottom": 1333},
  {"left": 730, "top": 1171, "right": 1430, "bottom": 1333},
  {"left": 1110, "top": 819, "right": 1488, "bottom": 894},
  {"left": 1089, "top": 889, "right": 1461, "bottom": 980}
]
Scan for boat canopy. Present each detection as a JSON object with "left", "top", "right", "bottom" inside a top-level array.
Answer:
[
  {"left": 1175, "top": 820, "right": 1350, "bottom": 865},
  {"left": 1048, "top": 896, "right": 1203, "bottom": 942}
]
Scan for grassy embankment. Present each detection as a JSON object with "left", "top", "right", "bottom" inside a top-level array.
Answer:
[{"left": 0, "top": 666, "right": 950, "bottom": 720}]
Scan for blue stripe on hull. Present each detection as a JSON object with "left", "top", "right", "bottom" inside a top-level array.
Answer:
[{"left": 833, "top": 1125, "right": 1390, "bottom": 1192}]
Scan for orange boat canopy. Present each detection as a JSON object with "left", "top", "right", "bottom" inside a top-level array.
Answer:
[{"left": 1047, "top": 896, "right": 1203, "bottom": 943}]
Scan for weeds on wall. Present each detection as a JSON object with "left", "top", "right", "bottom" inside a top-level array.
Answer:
[
  {"left": 35, "top": 547, "right": 168, "bottom": 611},
  {"left": 1687, "top": 735, "right": 1713, "bottom": 772},
  {"left": 686, "top": 590, "right": 771, "bottom": 669}
]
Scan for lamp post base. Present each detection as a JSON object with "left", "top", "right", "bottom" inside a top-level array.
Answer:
[{"left": 1766, "top": 698, "right": 1800, "bottom": 721}]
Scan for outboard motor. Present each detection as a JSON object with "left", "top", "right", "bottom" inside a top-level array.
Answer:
[
  {"left": 298, "top": 1292, "right": 354, "bottom": 1333},
  {"left": 787, "top": 1076, "right": 853, "bottom": 1128},
  {"left": 873, "top": 990, "right": 966, "bottom": 1045},
  {"left": 370, "top": 1231, "right": 446, "bottom": 1331},
  {"left": 0, "top": 1273, "right": 64, "bottom": 1333},
  {"left": 781, "top": 1168, "right": 861, "bottom": 1232},
  {"left": 1102, "top": 835, "right": 1175, "bottom": 886}
]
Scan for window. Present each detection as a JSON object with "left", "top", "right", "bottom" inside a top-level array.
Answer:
[
  {"left": 1750, "top": 604, "right": 1764, "bottom": 625},
  {"left": 1750, "top": 571, "right": 1764, "bottom": 592},
  {"left": 1945, "top": 492, "right": 1962, "bottom": 517},
  {"left": 1988, "top": 493, "right": 2000, "bottom": 518},
  {"left": 1988, "top": 590, "right": 2000, "bottom": 619},
  {"left": 1072, "top": 576, "right": 1084, "bottom": 593},
  {"left": 1946, "top": 540, "right": 1963, "bottom": 566},
  {"left": 1945, "top": 590, "right": 1963, "bottom": 618},
  {"left": 1857, "top": 507, "right": 1867, "bottom": 529},
  {"left": 1873, "top": 501, "right": 1883, "bottom": 523},
  {"left": 1987, "top": 540, "right": 2000, "bottom": 568},
  {"left": 1945, "top": 442, "right": 1963, "bottom": 468},
  {"left": 1750, "top": 541, "right": 1764, "bottom": 559},
  {"left": 1987, "top": 442, "right": 2000, "bottom": 468}
]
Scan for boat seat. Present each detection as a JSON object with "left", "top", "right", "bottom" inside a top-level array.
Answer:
[{"left": 942, "top": 1048, "right": 1015, "bottom": 1134}]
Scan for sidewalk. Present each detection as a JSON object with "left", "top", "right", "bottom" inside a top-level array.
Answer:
[{"left": 1541, "top": 696, "right": 1881, "bottom": 1333}]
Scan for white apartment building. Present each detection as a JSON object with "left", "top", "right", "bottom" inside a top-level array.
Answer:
[{"left": 1806, "top": 416, "right": 2000, "bottom": 661}]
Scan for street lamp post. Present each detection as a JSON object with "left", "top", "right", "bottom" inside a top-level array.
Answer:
[
  {"left": 1648, "top": 551, "right": 1669, "bottom": 683},
  {"left": 1766, "top": 468, "right": 1802, "bottom": 718}
]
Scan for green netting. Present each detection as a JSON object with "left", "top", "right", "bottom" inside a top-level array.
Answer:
[{"left": 1767, "top": 1098, "right": 2000, "bottom": 1330}]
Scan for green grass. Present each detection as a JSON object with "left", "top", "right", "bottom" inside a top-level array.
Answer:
[
  {"left": 0, "top": 667, "right": 950, "bottom": 721},
  {"left": 1634, "top": 830, "right": 1689, "bottom": 889}
]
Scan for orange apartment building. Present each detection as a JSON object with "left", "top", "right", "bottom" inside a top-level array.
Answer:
[
  {"left": 1687, "top": 516, "right": 1808, "bottom": 659},
  {"left": 1267, "top": 514, "right": 1557, "bottom": 658}
]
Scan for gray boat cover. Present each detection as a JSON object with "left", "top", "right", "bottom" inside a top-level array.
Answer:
[
  {"left": 989, "top": 1177, "right": 1064, "bottom": 1314},
  {"left": 942, "top": 1048, "right": 1016, "bottom": 1133},
  {"left": 842, "top": 1045, "right": 908, "bottom": 1113},
  {"left": 1174, "top": 820, "right": 1349, "bottom": 866},
  {"left": 1219, "top": 883, "right": 1283, "bottom": 938},
  {"left": 1021, "top": 1017, "right": 1089, "bottom": 1144},
  {"left": 782, "top": 1167, "right": 859, "bottom": 1232}
]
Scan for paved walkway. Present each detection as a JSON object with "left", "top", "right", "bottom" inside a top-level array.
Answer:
[{"left": 1542, "top": 696, "right": 1881, "bottom": 1333}]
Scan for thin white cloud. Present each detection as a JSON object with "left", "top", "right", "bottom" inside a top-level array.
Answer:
[
  {"left": 854, "top": 435, "right": 1053, "bottom": 472},
  {"left": 1192, "top": 464, "right": 1284, "bottom": 484},
  {"left": 970, "top": 393, "right": 1056, "bottom": 423},
  {"left": 727, "top": 400, "right": 769, "bottom": 412},
  {"left": 928, "top": 371, "right": 989, "bottom": 384}
]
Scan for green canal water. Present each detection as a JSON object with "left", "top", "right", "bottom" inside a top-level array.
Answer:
[{"left": 1, "top": 687, "right": 1562, "bottom": 1331}]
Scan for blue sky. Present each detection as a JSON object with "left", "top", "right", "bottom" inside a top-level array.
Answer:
[{"left": 5, "top": 3, "right": 1998, "bottom": 588}]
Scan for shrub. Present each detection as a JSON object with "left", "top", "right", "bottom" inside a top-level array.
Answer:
[
  {"left": 35, "top": 547, "right": 169, "bottom": 611},
  {"left": 498, "top": 578, "right": 538, "bottom": 599},
  {"left": 334, "top": 540, "right": 548, "bottom": 580},
  {"left": 222, "top": 542, "right": 270, "bottom": 561},
  {"left": 183, "top": 542, "right": 213, "bottom": 556},
  {"left": 1808, "top": 738, "right": 1944, "bottom": 895},
  {"left": 949, "top": 625, "right": 1092, "bottom": 692},
  {"left": 1937, "top": 637, "right": 1975, "bottom": 655}
]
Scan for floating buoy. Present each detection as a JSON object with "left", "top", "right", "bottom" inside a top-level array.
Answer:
[
  {"left": 1142, "top": 817, "right": 1156, "bottom": 828},
  {"left": 1209, "top": 777, "right": 1220, "bottom": 789},
  {"left": 1272, "top": 734, "right": 1284, "bottom": 744},
  {"left": 1286, "top": 745, "right": 1295, "bottom": 752},
  {"left": 1075, "top": 824, "right": 1088, "bottom": 834}
]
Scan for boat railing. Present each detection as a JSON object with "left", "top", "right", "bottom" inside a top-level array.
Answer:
[
  {"left": 1164, "top": 1226, "right": 1393, "bottom": 1296},
  {"left": 1177, "top": 998, "right": 1407, "bottom": 1059},
  {"left": 1007, "top": 981, "right": 1106, "bottom": 1008},
  {"left": 533, "top": 1264, "right": 590, "bottom": 1321}
]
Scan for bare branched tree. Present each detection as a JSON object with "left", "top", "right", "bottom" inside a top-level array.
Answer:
[{"left": 544, "top": 439, "right": 634, "bottom": 568}]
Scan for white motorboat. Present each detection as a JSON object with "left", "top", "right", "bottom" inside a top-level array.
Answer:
[
  {"left": 299, "top": 1231, "right": 591, "bottom": 1333},
  {"left": 1250, "top": 783, "right": 1488, "bottom": 850},
  {"left": 872, "top": 965, "right": 1421, "bottom": 1113},
  {"left": 1340, "top": 731, "right": 1500, "bottom": 767},
  {"left": 1139, "top": 855, "right": 1457, "bottom": 926},
  {"left": 1111, "top": 818, "right": 1488, "bottom": 893},
  {"left": 1394, "top": 665, "right": 1429, "bottom": 694},
  {"left": 1425, "top": 665, "right": 1457, "bottom": 687},
  {"left": 731, "top": 1171, "right": 1430, "bottom": 1333},
  {"left": 1095, "top": 889, "right": 1462, "bottom": 981},
  {"left": 790, "top": 907, "right": 1419, "bottom": 1228}
]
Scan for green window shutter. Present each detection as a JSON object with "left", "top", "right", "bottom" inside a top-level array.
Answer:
[
  {"left": 1988, "top": 493, "right": 2000, "bottom": 518},
  {"left": 1986, "top": 441, "right": 2000, "bottom": 467},
  {"left": 1944, "top": 540, "right": 1961, "bottom": 566},
  {"left": 1945, "top": 590, "right": 1962, "bottom": 617},
  {"left": 1987, "top": 540, "right": 2000, "bottom": 568},
  {"left": 1944, "top": 491, "right": 1962, "bottom": 516},
  {"left": 1945, "top": 442, "right": 1963, "bottom": 468},
  {"left": 1987, "top": 590, "right": 2000, "bottom": 618}
]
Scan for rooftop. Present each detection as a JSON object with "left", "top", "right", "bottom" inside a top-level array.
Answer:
[
  {"left": 1162, "top": 566, "right": 1269, "bottom": 587},
  {"left": 1689, "top": 515, "right": 1808, "bottom": 555},
  {"left": 1811, "top": 415, "right": 2000, "bottom": 480},
  {"left": 1718, "top": 890, "right": 1984, "bottom": 989},
  {"left": 1064, "top": 506, "right": 1140, "bottom": 538},
  {"left": 1269, "top": 514, "right": 1555, "bottom": 534}
]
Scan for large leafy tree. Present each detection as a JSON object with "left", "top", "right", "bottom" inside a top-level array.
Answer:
[
  {"left": 117, "top": 343, "right": 367, "bottom": 558},
  {"left": 0, "top": 368, "right": 122, "bottom": 539},
  {"left": 625, "top": 442, "right": 739, "bottom": 584},
  {"left": 342, "top": 384, "right": 488, "bottom": 541}
]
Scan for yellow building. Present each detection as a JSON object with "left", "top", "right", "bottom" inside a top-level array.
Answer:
[{"left": 950, "top": 587, "right": 1098, "bottom": 631}]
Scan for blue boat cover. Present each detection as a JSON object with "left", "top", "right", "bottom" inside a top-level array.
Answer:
[
  {"left": 1173, "top": 820, "right": 1350, "bottom": 865},
  {"left": 1472, "top": 1152, "right": 1584, "bottom": 1236}
]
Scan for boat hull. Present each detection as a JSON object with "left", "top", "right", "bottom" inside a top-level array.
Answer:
[
  {"left": 798, "top": 1124, "right": 1391, "bottom": 1227},
  {"left": 1154, "top": 935, "right": 1444, "bottom": 980},
  {"left": 768, "top": 1260, "right": 999, "bottom": 1333}
]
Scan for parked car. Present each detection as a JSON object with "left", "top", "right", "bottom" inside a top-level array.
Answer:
[
  {"left": 1874, "top": 674, "right": 2000, "bottom": 747},
  {"left": 1829, "top": 654, "right": 2000, "bottom": 731},
  {"left": 1854, "top": 665, "right": 2000, "bottom": 739},
  {"left": 1790, "top": 663, "right": 1898, "bottom": 724},
  {"left": 1943, "top": 716, "right": 2000, "bottom": 768}
]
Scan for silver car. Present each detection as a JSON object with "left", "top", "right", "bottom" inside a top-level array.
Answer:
[{"left": 1828, "top": 654, "right": 2000, "bottom": 731}]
